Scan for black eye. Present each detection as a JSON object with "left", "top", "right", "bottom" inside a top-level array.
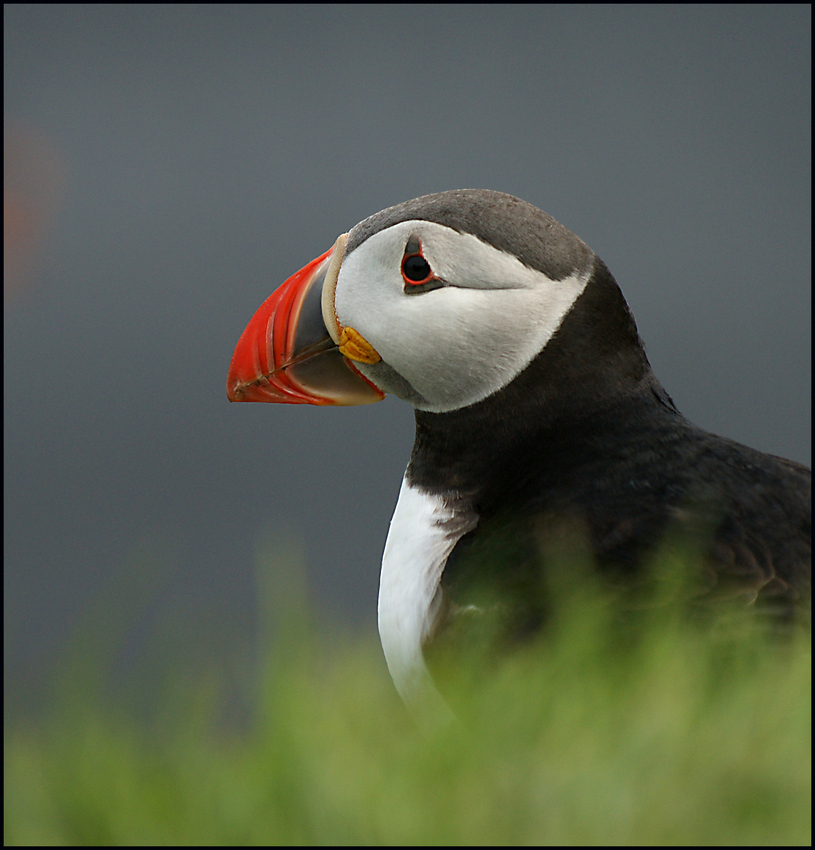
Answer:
[
  {"left": 401, "top": 236, "right": 445, "bottom": 294},
  {"left": 402, "top": 254, "right": 432, "bottom": 284}
]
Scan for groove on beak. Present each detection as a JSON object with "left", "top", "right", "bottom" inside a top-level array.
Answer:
[{"left": 226, "top": 236, "right": 384, "bottom": 406}]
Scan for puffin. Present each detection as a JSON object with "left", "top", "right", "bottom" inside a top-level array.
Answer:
[{"left": 226, "top": 190, "right": 811, "bottom": 718}]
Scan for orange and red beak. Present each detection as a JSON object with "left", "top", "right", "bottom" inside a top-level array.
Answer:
[{"left": 226, "top": 237, "right": 384, "bottom": 406}]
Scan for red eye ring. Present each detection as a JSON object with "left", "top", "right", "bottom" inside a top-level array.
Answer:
[
  {"left": 401, "top": 236, "right": 443, "bottom": 292},
  {"left": 401, "top": 252, "right": 435, "bottom": 286}
]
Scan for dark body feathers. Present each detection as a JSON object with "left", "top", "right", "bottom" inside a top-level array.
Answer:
[{"left": 407, "top": 257, "right": 811, "bottom": 634}]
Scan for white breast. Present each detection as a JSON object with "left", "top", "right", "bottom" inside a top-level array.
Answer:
[{"left": 378, "top": 476, "right": 477, "bottom": 723}]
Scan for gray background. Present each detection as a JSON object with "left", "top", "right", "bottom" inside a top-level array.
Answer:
[{"left": 4, "top": 5, "right": 810, "bottom": 715}]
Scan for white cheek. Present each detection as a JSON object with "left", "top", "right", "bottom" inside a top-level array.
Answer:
[
  {"left": 335, "top": 221, "right": 590, "bottom": 412},
  {"left": 388, "top": 284, "right": 587, "bottom": 409}
]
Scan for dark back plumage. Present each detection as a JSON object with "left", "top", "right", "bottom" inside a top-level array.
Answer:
[{"left": 403, "top": 244, "right": 810, "bottom": 632}]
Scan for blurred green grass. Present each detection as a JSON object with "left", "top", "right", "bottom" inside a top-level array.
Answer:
[{"left": 4, "top": 542, "right": 811, "bottom": 845}]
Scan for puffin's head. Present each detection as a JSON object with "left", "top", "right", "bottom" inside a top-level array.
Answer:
[{"left": 227, "top": 190, "right": 596, "bottom": 413}]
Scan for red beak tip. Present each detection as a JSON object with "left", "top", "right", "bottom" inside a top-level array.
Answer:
[{"left": 227, "top": 243, "right": 385, "bottom": 407}]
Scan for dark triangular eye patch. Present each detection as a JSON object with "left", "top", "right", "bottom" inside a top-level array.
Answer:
[{"left": 405, "top": 236, "right": 421, "bottom": 256}]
